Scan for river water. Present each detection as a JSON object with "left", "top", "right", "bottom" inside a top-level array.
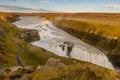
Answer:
[{"left": 13, "top": 16, "right": 114, "bottom": 69}]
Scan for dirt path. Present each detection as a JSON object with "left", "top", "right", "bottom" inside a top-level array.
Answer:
[
  {"left": 14, "top": 34, "right": 24, "bottom": 67},
  {"left": 16, "top": 42, "right": 24, "bottom": 67}
]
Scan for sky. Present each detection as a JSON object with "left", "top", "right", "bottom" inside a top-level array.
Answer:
[{"left": 0, "top": 0, "right": 120, "bottom": 13}]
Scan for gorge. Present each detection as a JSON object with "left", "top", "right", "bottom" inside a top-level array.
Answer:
[{"left": 13, "top": 16, "right": 114, "bottom": 70}]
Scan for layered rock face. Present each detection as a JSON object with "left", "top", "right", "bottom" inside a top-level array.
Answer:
[{"left": 20, "top": 29, "right": 40, "bottom": 42}]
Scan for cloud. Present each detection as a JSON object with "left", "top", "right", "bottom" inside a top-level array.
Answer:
[
  {"left": 37, "top": 0, "right": 52, "bottom": 4},
  {"left": 38, "top": 0, "right": 69, "bottom": 4},
  {"left": 104, "top": 5, "right": 120, "bottom": 9},
  {"left": 64, "top": 0, "right": 69, "bottom": 2},
  {"left": 81, "top": 6, "right": 88, "bottom": 9},
  {"left": 0, "top": 5, "right": 52, "bottom": 13},
  {"left": 11, "top": 0, "right": 17, "bottom": 1},
  {"left": 38, "top": 1, "right": 50, "bottom": 4}
]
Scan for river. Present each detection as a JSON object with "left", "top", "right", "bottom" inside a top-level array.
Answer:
[{"left": 13, "top": 16, "right": 114, "bottom": 69}]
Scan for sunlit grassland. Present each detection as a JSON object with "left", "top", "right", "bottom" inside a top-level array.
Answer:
[{"left": 54, "top": 19, "right": 120, "bottom": 38}]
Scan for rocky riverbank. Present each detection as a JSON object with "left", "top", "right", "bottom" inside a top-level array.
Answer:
[
  {"left": 0, "top": 58, "right": 66, "bottom": 80},
  {"left": 19, "top": 29, "right": 40, "bottom": 42}
]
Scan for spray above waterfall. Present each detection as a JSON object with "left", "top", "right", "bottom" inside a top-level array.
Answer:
[{"left": 13, "top": 16, "right": 114, "bottom": 69}]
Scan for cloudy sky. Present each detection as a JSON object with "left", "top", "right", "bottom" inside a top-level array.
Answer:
[{"left": 0, "top": 0, "right": 120, "bottom": 13}]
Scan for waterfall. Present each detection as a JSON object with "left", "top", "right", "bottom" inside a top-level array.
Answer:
[{"left": 13, "top": 16, "right": 114, "bottom": 69}]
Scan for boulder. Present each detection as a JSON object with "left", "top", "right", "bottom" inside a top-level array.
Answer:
[
  {"left": 36, "top": 65, "right": 41, "bottom": 70},
  {"left": 9, "top": 66, "right": 23, "bottom": 72},
  {"left": 23, "top": 66, "right": 35, "bottom": 73},
  {"left": 37, "top": 66, "right": 53, "bottom": 70},
  {"left": 23, "top": 66, "right": 34, "bottom": 71},
  {"left": 45, "top": 58, "right": 65, "bottom": 68}
]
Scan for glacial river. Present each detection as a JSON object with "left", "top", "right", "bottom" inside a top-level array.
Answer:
[{"left": 13, "top": 16, "right": 114, "bottom": 69}]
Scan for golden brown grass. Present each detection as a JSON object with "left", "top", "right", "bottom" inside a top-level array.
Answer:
[{"left": 31, "top": 63, "right": 120, "bottom": 80}]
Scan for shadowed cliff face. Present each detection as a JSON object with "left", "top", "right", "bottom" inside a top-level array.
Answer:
[{"left": 14, "top": 16, "right": 114, "bottom": 69}]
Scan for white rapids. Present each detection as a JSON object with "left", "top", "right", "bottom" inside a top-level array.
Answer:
[{"left": 13, "top": 16, "right": 114, "bottom": 69}]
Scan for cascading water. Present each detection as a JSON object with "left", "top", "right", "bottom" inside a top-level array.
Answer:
[{"left": 13, "top": 16, "right": 114, "bottom": 69}]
